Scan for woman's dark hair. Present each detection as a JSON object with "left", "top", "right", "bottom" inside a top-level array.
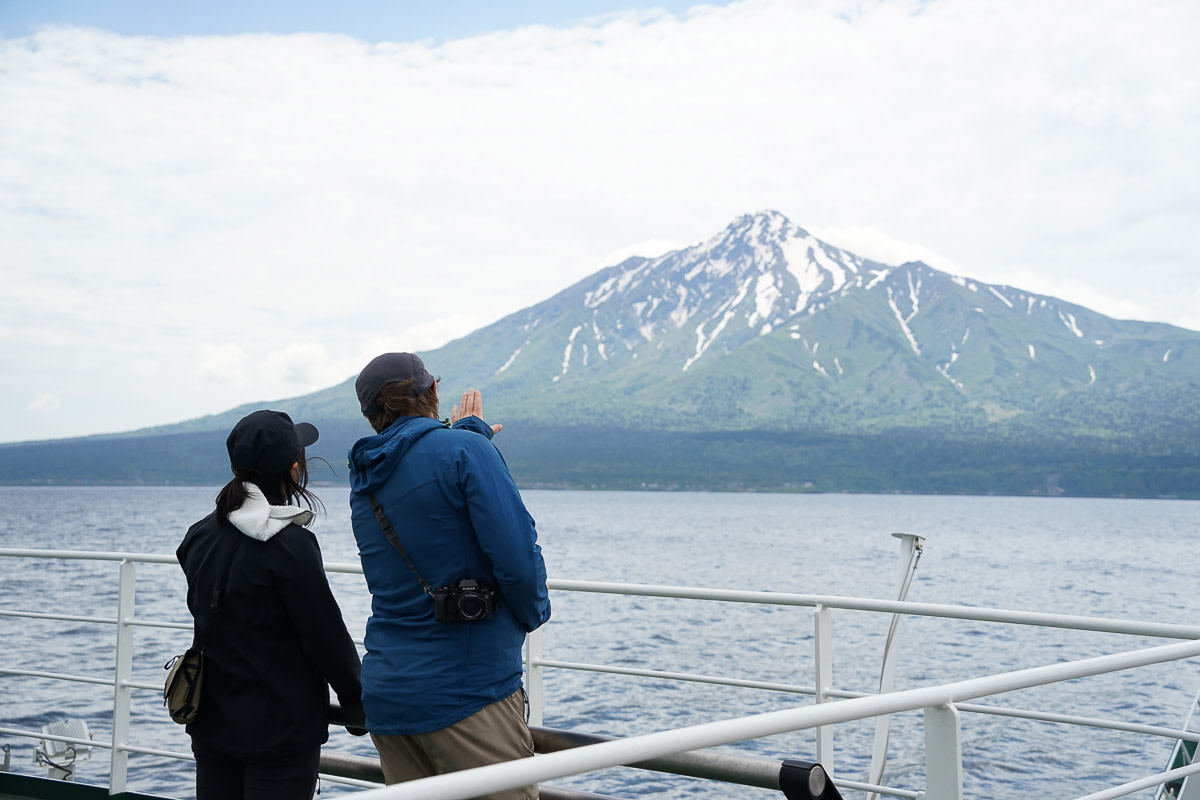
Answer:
[
  {"left": 215, "top": 447, "right": 324, "bottom": 522},
  {"left": 366, "top": 378, "right": 440, "bottom": 433}
]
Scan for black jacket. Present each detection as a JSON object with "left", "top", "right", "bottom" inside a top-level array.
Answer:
[{"left": 177, "top": 511, "right": 363, "bottom": 758}]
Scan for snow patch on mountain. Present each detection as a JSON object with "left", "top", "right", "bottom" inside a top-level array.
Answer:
[
  {"left": 584, "top": 262, "right": 651, "bottom": 308},
  {"left": 495, "top": 343, "right": 525, "bottom": 375},
  {"left": 938, "top": 351, "right": 964, "bottom": 390},
  {"left": 751, "top": 273, "right": 783, "bottom": 328},
  {"left": 865, "top": 269, "right": 889, "bottom": 290},
  {"left": 887, "top": 285, "right": 921, "bottom": 356},
  {"left": 553, "top": 326, "right": 583, "bottom": 382},
  {"left": 1059, "top": 311, "right": 1084, "bottom": 337},
  {"left": 989, "top": 287, "right": 1014, "bottom": 308},
  {"left": 669, "top": 286, "right": 690, "bottom": 328}
]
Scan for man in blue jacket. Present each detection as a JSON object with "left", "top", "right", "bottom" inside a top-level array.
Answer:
[{"left": 348, "top": 352, "right": 551, "bottom": 800}]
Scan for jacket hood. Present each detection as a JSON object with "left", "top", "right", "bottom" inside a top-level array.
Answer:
[
  {"left": 227, "top": 482, "right": 314, "bottom": 541},
  {"left": 348, "top": 416, "right": 447, "bottom": 495}
]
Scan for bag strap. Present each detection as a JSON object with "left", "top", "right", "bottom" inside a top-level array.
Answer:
[
  {"left": 369, "top": 493, "right": 435, "bottom": 598},
  {"left": 196, "top": 535, "right": 247, "bottom": 651},
  {"left": 209, "top": 535, "right": 247, "bottom": 611}
]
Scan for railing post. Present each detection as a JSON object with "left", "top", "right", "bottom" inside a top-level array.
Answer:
[
  {"left": 867, "top": 533, "right": 926, "bottom": 799},
  {"left": 110, "top": 559, "right": 136, "bottom": 794},
  {"left": 813, "top": 604, "right": 834, "bottom": 776},
  {"left": 1179, "top": 742, "right": 1200, "bottom": 800},
  {"left": 525, "top": 628, "right": 544, "bottom": 727},
  {"left": 923, "top": 703, "right": 963, "bottom": 800}
]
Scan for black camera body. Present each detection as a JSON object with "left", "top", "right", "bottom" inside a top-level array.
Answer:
[{"left": 433, "top": 578, "right": 498, "bottom": 623}]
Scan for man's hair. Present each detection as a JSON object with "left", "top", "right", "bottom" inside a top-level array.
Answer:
[{"left": 366, "top": 378, "right": 439, "bottom": 433}]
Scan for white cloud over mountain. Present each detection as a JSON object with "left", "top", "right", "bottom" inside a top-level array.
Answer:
[{"left": 1, "top": 0, "right": 1196, "bottom": 442}]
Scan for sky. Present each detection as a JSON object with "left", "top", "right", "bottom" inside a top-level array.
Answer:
[{"left": 1, "top": 0, "right": 1197, "bottom": 444}]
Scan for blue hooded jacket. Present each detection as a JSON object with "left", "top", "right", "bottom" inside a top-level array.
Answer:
[{"left": 348, "top": 415, "right": 551, "bottom": 735}]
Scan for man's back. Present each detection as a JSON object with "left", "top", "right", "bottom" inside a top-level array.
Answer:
[{"left": 348, "top": 414, "right": 551, "bottom": 735}]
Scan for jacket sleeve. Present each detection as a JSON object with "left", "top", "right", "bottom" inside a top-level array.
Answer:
[
  {"left": 272, "top": 528, "right": 364, "bottom": 717},
  {"left": 456, "top": 436, "right": 551, "bottom": 633}
]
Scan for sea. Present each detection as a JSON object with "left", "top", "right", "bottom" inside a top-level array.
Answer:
[{"left": 2, "top": 486, "right": 1199, "bottom": 800}]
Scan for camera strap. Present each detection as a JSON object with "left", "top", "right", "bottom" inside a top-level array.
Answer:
[{"left": 368, "top": 493, "right": 435, "bottom": 598}]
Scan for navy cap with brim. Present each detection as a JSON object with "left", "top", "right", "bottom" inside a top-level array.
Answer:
[
  {"left": 355, "top": 352, "right": 436, "bottom": 415},
  {"left": 226, "top": 410, "right": 319, "bottom": 476}
]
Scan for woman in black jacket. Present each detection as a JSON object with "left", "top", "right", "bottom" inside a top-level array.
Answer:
[{"left": 177, "top": 410, "right": 363, "bottom": 800}]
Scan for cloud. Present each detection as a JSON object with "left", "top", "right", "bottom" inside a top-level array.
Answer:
[
  {"left": 993, "top": 269, "right": 1153, "bottom": 323},
  {"left": 25, "top": 394, "right": 62, "bottom": 412},
  {"left": 261, "top": 344, "right": 336, "bottom": 386},
  {"left": 1, "top": 0, "right": 1197, "bottom": 441},
  {"left": 599, "top": 240, "right": 691, "bottom": 267},
  {"left": 196, "top": 344, "right": 248, "bottom": 383},
  {"left": 808, "top": 227, "right": 960, "bottom": 274}
]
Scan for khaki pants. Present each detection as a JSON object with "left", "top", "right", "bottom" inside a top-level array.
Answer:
[{"left": 371, "top": 690, "right": 537, "bottom": 800}]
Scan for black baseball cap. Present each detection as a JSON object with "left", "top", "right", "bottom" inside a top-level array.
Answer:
[
  {"left": 226, "top": 410, "right": 319, "bottom": 476},
  {"left": 356, "top": 352, "right": 436, "bottom": 415}
]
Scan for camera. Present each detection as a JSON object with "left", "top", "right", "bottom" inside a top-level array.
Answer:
[{"left": 433, "top": 579, "right": 498, "bottom": 623}]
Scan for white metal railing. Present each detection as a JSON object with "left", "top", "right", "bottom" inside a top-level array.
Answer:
[
  {"left": 352, "top": 638, "right": 1200, "bottom": 800},
  {"left": 3, "top": 546, "right": 1200, "bottom": 800}
]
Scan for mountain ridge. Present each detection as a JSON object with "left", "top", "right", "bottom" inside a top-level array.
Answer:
[
  {"left": 408, "top": 210, "right": 1199, "bottom": 437},
  {"left": 3, "top": 210, "right": 1197, "bottom": 496}
]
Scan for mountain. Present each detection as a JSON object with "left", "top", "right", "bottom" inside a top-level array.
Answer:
[
  {"left": 4, "top": 211, "right": 1199, "bottom": 496},
  {"left": 390, "top": 210, "right": 1200, "bottom": 436}
]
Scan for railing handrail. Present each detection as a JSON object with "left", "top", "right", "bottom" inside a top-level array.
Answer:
[
  {"left": 345, "top": 637, "right": 1200, "bottom": 800},
  {"left": 548, "top": 578, "right": 1200, "bottom": 639},
  {"left": 4, "top": 547, "right": 1199, "bottom": 640},
  {"left": 5, "top": 545, "right": 1200, "bottom": 800},
  {"left": 0, "top": 547, "right": 179, "bottom": 564}
]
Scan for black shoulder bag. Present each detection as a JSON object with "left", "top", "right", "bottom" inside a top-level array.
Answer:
[{"left": 164, "top": 536, "right": 245, "bottom": 724}]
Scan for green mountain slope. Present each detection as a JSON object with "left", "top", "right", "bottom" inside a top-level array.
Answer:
[{"left": 3, "top": 211, "right": 1197, "bottom": 496}]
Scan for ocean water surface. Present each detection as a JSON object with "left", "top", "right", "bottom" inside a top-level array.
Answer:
[{"left": 1, "top": 486, "right": 1199, "bottom": 799}]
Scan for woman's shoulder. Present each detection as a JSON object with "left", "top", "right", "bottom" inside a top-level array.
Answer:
[{"left": 263, "top": 523, "right": 323, "bottom": 559}]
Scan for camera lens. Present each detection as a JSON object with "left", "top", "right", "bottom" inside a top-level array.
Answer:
[{"left": 457, "top": 594, "right": 486, "bottom": 621}]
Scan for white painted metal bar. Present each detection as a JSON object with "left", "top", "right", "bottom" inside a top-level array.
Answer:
[
  {"left": 0, "top": 610, "right": 118, "bottom": 624},
  {"left": 0, "top": 548, "right": 178, "bottom": 564},
  {"left": 951, "top": 702, "right": 1200, "bottom": 741},
  {"left": 548, "top": 578, "right": 1200, "bottom": 639},
  {"left": 814, "top": 604, "right": 835, "bottom": 776},
  {"left": 1073, "top": 761, "right": 1200, "bottom": 800},
  {"left": 6, "top": 549, "right": 1200, "bottom": 639},
  {"left": 322, "top": 559, "right": 368, "bottom": 574},
  {"left": 526, "top": 628, "right": 544, "bottom": 727},
  {"left": 119, "top": 745, "right": 190, "bottom": 760},
  {"left": 109, "top": 559, "right": 136, "bottom": 794},
  {"left": 1182, "top": 743, "right": 1200, "bottom": 800},
  {"left": 533, "top": 658, "right": 815, "bottom": 695},
  {"left": 0, "top": 728, "right": 107, "bottom": 750},
  {"left": 346, "top": 638, "right": 1200, "bottom": 800},
  {"left": 0, "top": 668, "right": 115, "bottom": 686},
  {"left": 923, "top": 703, "right": 963, "bottom": 800},
  {"left": 833, "top": 777, "right": 922, "bottom": 798},
  {"left": 798, "top": 685, "right": 1200, "bottom": 741},
  {"left": 867, "top": 533, "right": 925, "bottom": 798},
  {"left": 0, "top": 609, "right": 189, "bottom": 631},
  {"left": 7, "top": 548, "right": 1200, "bottom": 800}
]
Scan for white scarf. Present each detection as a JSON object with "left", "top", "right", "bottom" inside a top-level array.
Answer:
[{"left": 227, "top": 482, "right": 314, "bottom": 541}]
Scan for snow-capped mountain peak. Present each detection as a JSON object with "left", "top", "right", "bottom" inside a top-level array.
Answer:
[{"left": 577, "top": 210, "right": 886, "bottom": 367}]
